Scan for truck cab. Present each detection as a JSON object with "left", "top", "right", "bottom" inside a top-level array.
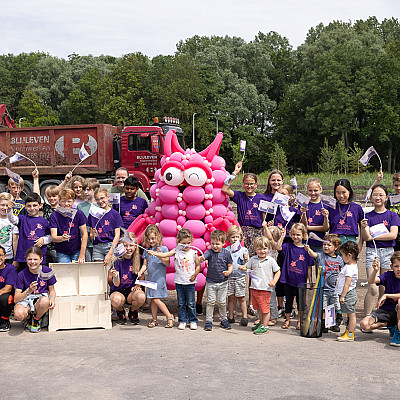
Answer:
[{"left": 120, "top": 117, "right": 185, "bottom": 191}]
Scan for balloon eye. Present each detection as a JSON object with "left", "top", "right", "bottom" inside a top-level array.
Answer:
[
  {"left": 184, "top": 167, "right": 208, "bottom": 187},
  {"left": 163, "top": 167, "right": 184, "bottom": 186}
]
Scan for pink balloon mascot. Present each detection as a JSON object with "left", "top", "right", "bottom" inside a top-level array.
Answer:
[{"left": 128, "top": 130, "right": 239, "bottom": 291}]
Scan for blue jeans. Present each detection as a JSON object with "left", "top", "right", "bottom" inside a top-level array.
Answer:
[
  {"left": 56, "top": 251, "right": 79, "bottom": 263},
  {"left": 176, "top": 283, "right": 197, "bottom": 323}
]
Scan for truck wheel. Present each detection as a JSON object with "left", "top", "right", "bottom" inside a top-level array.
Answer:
[
  {"left": 21, "top": 180, "right": 33, "bottom": 199},
  {"left": 0, "top": 181, "right": 7, "bottom": 193},
  {"left": 40, "top": 179, "right": 62, "bottom": 202}
]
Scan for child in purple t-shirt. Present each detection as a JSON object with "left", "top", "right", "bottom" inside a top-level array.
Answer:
[
  {"left": 89, "top": 188, "right": 123, "bottom": 266},
  {"left": 114, "top": 176, "right": 147, "bottom": 230},
  {"left": 50, "top": 189, "right": 88, "bottom": 264},
  {"left": 0, "top": 244, "right": 17, "bottom": 332},
  {"left": 108, "top": 233, "right": 146, "bottom": 325},
  {"left": 361, "top": 184, "right": 400, "bottom": 316},
  {"left": 8, "top": 193, "right": 51, "bottom": 271},
  {"left": 14, "top": 247, "right": 56, "bottom": 333},
  {"left": 276, "top": 222, "right": 314, "bottom": 330},
  {"left": 360, "top": 252, "right": 400, "bottom": 346}
]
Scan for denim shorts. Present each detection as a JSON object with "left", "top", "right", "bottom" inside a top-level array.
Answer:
[
  {"left": 365, "top": 246, "right": 394, "bottom": 270},
  {"left": 92, "top": 242, "right": 112, "bottom": 261},
  {"left": 56, "top": 251, "right": 79, "bottom": 263},
  {"left": 323, "top": 290, "right": 340, "bottom": 311},
  {"left": 16, "top": 293, "right": 48, "bottom": 311}
]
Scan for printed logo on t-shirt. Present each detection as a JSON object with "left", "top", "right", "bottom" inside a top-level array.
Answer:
[
  {"left": 289, "top": 254, "right": 305, "bottom": 274},
  {"left": 0, "top": 225, "right": 12, "bottom": 244},
  {"left": 0, "top": 276, "right": 4, "bottom": 283}
]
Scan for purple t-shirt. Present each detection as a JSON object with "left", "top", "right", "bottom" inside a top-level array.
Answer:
[
  {"left": 0, "top": 263, "right": 17, "bottom": 290},
  {"left": 377, "top": 270, "right": 400, "bottom": 311},
  {"left": 49, "top": 209, "right": 87, "bottom": 255},
  {"left": 114, "top": 196, "right": 147, "bottom": 229},
  {"left": 274, "top": 206, "right": 301, "bottom": 237},
  {"left": 88, "top": 209, "right": 123, "bottom": 244},
  {"left": 328, "top": 202, "right": 363, "bottom": 236},
  {"left": 15, "top": 266, "right": 57, "bottom": 293},
  {"left": 232, "top": 191, "right": 264, "bottom": 228},
  {"left": 15, "top": 215, "right": 50, "bottom": 263},
  {"left": 204, "top": 248, "right": 233, "bottom": 283},
  {"left": 109, "top": 257, "right": 138, "bottom": 293},
  {"left": 365, "top": 209, "right": 400, "bottom": 248},
  {"left": 280, "top": 242, "right": 315, "bottom": 287},
  {"left": 306, "top": 201, "right": 326, "bottom": 246}
]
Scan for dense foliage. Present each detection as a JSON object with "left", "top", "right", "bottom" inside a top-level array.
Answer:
[{"left": 1, "top": 17, "right": 400, "bottom": 174}]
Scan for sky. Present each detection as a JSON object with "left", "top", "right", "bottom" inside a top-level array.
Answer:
[{"left": 1, "top": 0, "right": 399, "bottom": 58}]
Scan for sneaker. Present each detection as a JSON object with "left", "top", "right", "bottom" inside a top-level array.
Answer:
[
  {"left": 220, "top": 319, "right": 232, "bottom": 330},
  {"left": 30, "top": 317, "right": 41, "bottom": 333},
  {"left": 227, "top": 317, "right": 235, "bottom": 324},
  {"left": 0, "top": 319, "right": 10, "bottom": 332},
  {"left": 336, "top": 313, "right": 343, "bottom": 326},
  {"left": 278, "top": 307, "right": 285, "bottom": 318},
  {"left": 389, "top": 326, "right": 396, "bottom": 339},
  {"left": 196, "top": 304, "right": 203, "bottom": 315},
  {"left": 330, "top": 324, "right": 340, "bottom": 333},
  {"left": 240, "top": 317, "right": 248, "bottom": 326},
  {"left": 128, "top": 310, "right": 140, "bottom": 325},
  {"left": 204, "top": 321, "right": 212, "bottom": 331},
  {"left": 253, "top": 325, "right": 269, "bottom": 335},
  {"left": 252, "top": 322, "right": 262, "bottom": 331},
  {"left": 116, "top": 310, "right": 127, "bottom": 325},
  {"left": 190, "top": 322, "right": 198, "bottom": 330},
  {"left": 360, "top": 328, "right": 373, "bottom": 334},
  {"left": 178, "top": 322, "right": 186, "bottom": 330},
  {"left": 337, "top": 329, "right": 354, "bottom": 342},
  {"left": 24, "top": 315, "right": 33, "bottom": 331},
  {"left": 248, "top": 305, "right": 257, "bottom": 316},
  {"left": 290, "top": 309, "right": 296, "bottom": 319},
  {"left": 389, "top": 327, "right": 400, "bottom": 347}
]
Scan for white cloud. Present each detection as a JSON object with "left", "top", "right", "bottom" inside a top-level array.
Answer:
[{"left": 1, "top": 0, "right": 399, "bottom": 57}]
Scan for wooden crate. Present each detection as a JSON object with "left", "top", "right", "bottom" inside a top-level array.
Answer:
[{"left": 48, "top": 262, "right": 112, "bottom": 332}]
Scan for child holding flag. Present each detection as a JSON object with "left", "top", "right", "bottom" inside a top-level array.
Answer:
[
  {"left": 360, "top": 184, "right": 400, "bottom": 316},
  {"left": 49, "top": 189, "right": 88, "bottom": 263}
]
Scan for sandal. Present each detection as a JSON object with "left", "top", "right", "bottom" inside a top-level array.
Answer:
[
  {"left": 296, "top": 321, "right": 301, "bottom": 330},
  {"left": 268, "top": 319, "right": 277, "bottom": 326},
  {"left": 165, "top": 315, "right": 174, "bottom": 328},
  {"left": 147, "top": 320, "right": 158, "bottom": 328},
  {"left": 281, "top": 320, "right": 290, "bottom": 329}
]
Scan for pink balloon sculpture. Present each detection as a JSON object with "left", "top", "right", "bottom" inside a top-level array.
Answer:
[{"left": 128, "top": 130, "right": 240, "bottom": 291}]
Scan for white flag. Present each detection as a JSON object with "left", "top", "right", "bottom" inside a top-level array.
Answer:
[
  {"left": 290, "top": 177, "right": 298, "bottom": 189},
  {"left": 9, "top": 152, "right": 25, "bottom": 163},
  {"left": 359, "top": 146, "right": 378, "bottom": 166},
  {"left": 320, "top": 194, "right": 336, "bottom": 209},
  {"left": 0, "top": 151, "right": 7, "bottom": 163},
  {"left": 79, "top": 144, "right": 90, "bottom": 161},
  {"left": 240, "top": 140, "right": 246, "bottom": 152},
  {"left": 389, "top": 194, "right": 400, "bottom": 206},
  {"left": 258, "top": 200, "right": 278, "bottom": 214},
  {"left": 272, "top": 192, "right": 289, "bottom": 207},
  {"left": 370, "top": 223, "right": 389, "bottom": 239},
  {"left": 296, "top": 193, "right": 310, "bottom": 209},
  {"left": 5, "top": 168, "right": 21, "bottom": 184}
]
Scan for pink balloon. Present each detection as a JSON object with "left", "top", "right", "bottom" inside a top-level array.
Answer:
[
  {"left": 183, "top": 220, "right": 206, "bottom": 238},
  {"left": 170, "top": 153, "right": 183, "bottom": 163},
  {"left": 162, "top": 236, "right": 177, "bottom": 252},
  {"left": 154, "top": 211, "right": 163, "bottom": 223},
  {"left": 212, "top": 170, "right": 227, "bottom": 187},
  {"left": 226, "top": 211, "right": 235, "bottom": 219},
  {"left": 202, "top": 267, "right": 207, "bottom": 277},
  {"left": 161, "top": 203, "right": 179, "bottom": 220},
  {"left": 149, "top": 185, "right": 157, "bottom": 200},
  {"left": 177, "top": 199, "right": 187, "bottom": 210},
  {"left": 211, "top": 204, "right": 227, "bottom": 218},
  {"left": 200, "top": 262, "right": 206, "bottom": 271},
  {"left": 204, "top": 199, "right": 212, "bottom": 209},
  {"left": 211, "top": 156, "right": 225, "bottom": 170},
  {"left": 186, "top": 204, "right": 206, "bottom": 220},
  {"left": 154, "top": 169, "right": 161, "bottom": 183},
  {"left": 177, "top": 215, "right": 186, "bottom": 227},
  {"left": 212, "top": 188, "right": 227, "bottom": 204},
  {"left": 166, "top": 259, "right": 175, "bottom": 273},
  {"left": 147, "top": 201, "right": 156, "bottom": 215},
  {"left": 159, "top": 186, "right": 180, "bottom": 204},
  {"left": 192, "top": 238, "right": 206, "bottom": 254},
  {"left": 204, "top": 231, "right": 211, "bottom": 243},
  {"left": 159, "top": 219, "right": 178, "bottom": 236},
  {"left": 182, "top": 186, "right": 205, "bottom": 204},
  {"left": 195, "top": 272, "right": 206, "bottom": 291},
  {"left": 204, "top": 183, "right": 213, "bottom": 194},
  {"left": 166, "top": 273, "right": 176, "bottom": 290}
]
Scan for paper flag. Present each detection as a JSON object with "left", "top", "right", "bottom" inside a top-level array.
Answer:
[
  {"left": 389, "top": 194, "right": 400, "bottom": 206},
  {"left": 79, "top": 144, "right": 90, "bottom": 161},
  {"left": 324, "top": 304, "right": 336, "bottom": 327},
  {"left": 370, "top": 223, "right": 389, "bottom": 239},
  {"left": 296, "top": 193, "right": 310, "bottom": 209},
  {"left": 5, "top": 168, "right": 21, "bottom": 184},
  {"left": 320, "top": 194, "right": 336, "bottom": 209},
  {"left": 9, "top": 152, "right": 25, "bottom": 164},
  {"left": 0, "top": 151, "right": 7, "bottom": 163},
  {"left": 109, "top": 193, "right": 120, "bottom": 205},
  {"left": 308, "top": 232, "right": 330, "bottom": 244},
  {"left": 258, "top": 200, "right": 278, "bottom": 214},
  {"left": 56, "top": 206, "right": 78, "bottom": 219},
  {"left": 89, "top": 204, "right": 107, "bottom": 219},
  {"left": 290, "top": 177, "right": 298, "bottom": 189},
  {"left": 272, "top": 192, "right": 289, "bottom": 206},
  {"left": 240, "top": 140, "right": 246, "bottom": 152},
  {"left": 135, "top": 279, "right": 157, "bottom": 290},
  {"left": 38, "top": 267, "right": 55, "bottom": 281},
  {"left": 359, "top": 146, "right": 378, "bottom": 166},
  {"left": 112, "top": 243, "right": 127, "bottom": 258},
  {"left": 280, "top": 205, "right": 296, "bottom": 222}
]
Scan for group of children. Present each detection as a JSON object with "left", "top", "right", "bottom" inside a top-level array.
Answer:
[{"left": 0, "top": 164, "right": 400, "bottom": 348}]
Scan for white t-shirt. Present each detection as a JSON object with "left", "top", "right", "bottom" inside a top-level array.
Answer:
[
  {"left": 248, "top": 255, "right": 280, "bottom": 291},
  {"left": 174, "top": 249, "right": 197, "bottom": 285},
  {"left": 0, "top": 217, "right": 18, "bottom": 259},
  {"left": 335, "top": 263, "right": 358, "bottom": 295}
]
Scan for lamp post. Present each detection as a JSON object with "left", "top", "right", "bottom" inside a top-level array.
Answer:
[
  {"left": 19, "top": 117, "right": 26, "bottom": 128},
  {"left": 192, "top": 113, "right": 197, "bottom": 150}
]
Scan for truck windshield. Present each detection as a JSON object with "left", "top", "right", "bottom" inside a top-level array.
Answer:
[{"left": 128, "top": 134, "right": 160, "bottom": 152}]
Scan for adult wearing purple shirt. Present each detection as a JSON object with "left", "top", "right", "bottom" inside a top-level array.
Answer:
[
  {"left": 361, "top": 184, "right": 400, "bottom": 316},
  {"left": 222, "top": 161, "right": 264, "bottom": 257}
]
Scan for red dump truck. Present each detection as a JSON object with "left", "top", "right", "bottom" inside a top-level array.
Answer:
[{"left": 0, "top": 116, "right": 185, "bottom": 197}]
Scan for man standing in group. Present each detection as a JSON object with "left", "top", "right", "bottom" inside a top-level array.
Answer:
[{"left": 111, "top": 167, "right": 149, "bottom": 205}]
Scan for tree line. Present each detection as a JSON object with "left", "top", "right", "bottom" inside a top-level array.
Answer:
[{"left": 1, "top": 17, "right": 400, "bottom": 174}]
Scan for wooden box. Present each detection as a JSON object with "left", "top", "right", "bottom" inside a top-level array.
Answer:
[{"left": 48, "top": 262, "right": 112, "bottom": 332}]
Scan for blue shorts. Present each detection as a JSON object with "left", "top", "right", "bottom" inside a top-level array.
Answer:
[
  {"left": 92, "top": 242, "right": 112, "bottom": 261},
  {"left": 16, "top": 293, "right": 48, "bottom": 311},
  {"left": 365, "top": 246, "right": 394, "bottom": 270}
]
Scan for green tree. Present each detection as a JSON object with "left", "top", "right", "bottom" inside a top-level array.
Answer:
[
  {"left": 268, "top": 142, "right": 288, "bottom": 173},
  {"left": 317, "top": 138, "right": 337, "bottom": 173}
]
